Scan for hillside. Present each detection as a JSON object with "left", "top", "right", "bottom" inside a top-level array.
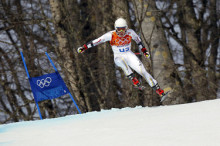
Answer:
[{"left": 1, "top": 99, "right": 220, "bottom": 146}]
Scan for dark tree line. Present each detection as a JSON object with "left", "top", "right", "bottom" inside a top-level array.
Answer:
[{"left": 0, "top": 0, "right": 219, "bottom": 123}]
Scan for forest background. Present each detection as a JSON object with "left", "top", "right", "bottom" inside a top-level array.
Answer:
[{"left": 0, "top": 0, "right": 219, "bottom": 123}]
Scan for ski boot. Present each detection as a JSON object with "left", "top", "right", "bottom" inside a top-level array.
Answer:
[
  {"left": 127, "top": 73, "right": 145, "bottom": 90},
  {"left": 152, "top": 84, "right": 168, "bottom": 102}
]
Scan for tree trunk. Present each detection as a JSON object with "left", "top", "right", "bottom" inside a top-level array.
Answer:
[
  {"left": 180, "top": 0, "right": 208, "bottom": 101},
  {"left": 49, "top": 0, "right": 86, "bottom": 112},
  {"left": 96, "top": 1, "right": 122, "bottom": 109},
  {"left": 134, "top": 0, "right": 185, "bottom": 104},
  {"left": 207, "top": 0, "right": 218, "bottom": 99}
]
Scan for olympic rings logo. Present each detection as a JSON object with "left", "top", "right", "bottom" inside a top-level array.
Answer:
[{"left": 37, "top": 77, "right": 52, "bottom": 88}]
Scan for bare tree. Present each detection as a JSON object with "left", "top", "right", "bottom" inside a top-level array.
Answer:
[{"left": 0, "top": 0, "right": 219, "bottom": 123}]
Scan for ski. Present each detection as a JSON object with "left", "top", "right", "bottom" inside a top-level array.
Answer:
[
  {"left": 138, "top": 85, "right": 145, "bottom": 90},
  {"left": 134, "top": 85, "right": 145, "bottom": 90},
  {"left": 160, "top": 90, "right": 172, "bottom": 102}
]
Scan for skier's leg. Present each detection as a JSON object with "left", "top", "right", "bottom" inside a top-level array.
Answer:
[
  {"left": 114, "top": 56, "right": 133, "bottom": 76},
  {"left": 126, "top": 52, "right": 165, "bottom": 96},
  {"left": 114, "top": 56, "right": 141, "bottom": 87},
  {"left": 127, "top": 73, "right": 141, "bottom": 87},
  {"left": 126, "top": 52, "right": 157, "bottom": 87},
  {"left": 152, "top": 83, "right": 165, "bottom": 97}
]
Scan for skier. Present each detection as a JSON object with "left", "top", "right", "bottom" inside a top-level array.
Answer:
[{"left": 77, "top": 18, "right": 166, "bottom": 98}]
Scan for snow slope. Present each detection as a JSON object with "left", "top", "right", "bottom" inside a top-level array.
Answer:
[{"left": 1, "top": 99, "right": 220, "bottom": 146}]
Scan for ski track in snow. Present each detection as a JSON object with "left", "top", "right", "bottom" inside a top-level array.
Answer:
[{"left": 1, "top": 99, "right": 220, "bottom": 146}]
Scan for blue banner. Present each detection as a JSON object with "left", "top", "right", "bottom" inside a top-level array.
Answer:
[{"left": 29, "top": 71, "right": 69, "bottom": 102}]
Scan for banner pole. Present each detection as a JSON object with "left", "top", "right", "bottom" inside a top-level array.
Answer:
[
  {"left": 45, "top": 52, "right": 58, "bottom": 71},
  {"left": 20, "top": 51, "right": 30, "bottom": 78},
  {"left": 46, "top": 52, "right": 81, "bottom": 114},
  {"left": 36, "top": 103, "right": 43, "bottom": 120},
  {"left": 20, "top": 51, "right": 44, "bottom": 120},
  {"left": 69, "top": 93, "right": 81, "bottom": 114}
]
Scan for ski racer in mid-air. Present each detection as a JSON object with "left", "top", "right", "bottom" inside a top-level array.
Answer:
[{"left": 77, "top": 18, "right": 166, "bottom": 99}]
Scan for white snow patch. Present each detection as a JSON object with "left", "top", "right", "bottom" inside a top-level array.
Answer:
[{"left": 1, "top": 99, "right": 220, "bottom": 146}]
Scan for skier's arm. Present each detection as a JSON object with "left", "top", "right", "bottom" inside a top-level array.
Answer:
[
  {"left": 130, "top": 29, "right": 150, "bottom": 58},
  {"left": 77, "top": 32, "right": 112, "bottom": 53}
]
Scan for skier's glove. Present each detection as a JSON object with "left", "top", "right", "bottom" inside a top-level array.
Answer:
[
  {"left": 77, "top": 44, "right": 88, "bottom": 53},
  {"left": 141, "top": 48, "right": 150, "bottom": 58}
]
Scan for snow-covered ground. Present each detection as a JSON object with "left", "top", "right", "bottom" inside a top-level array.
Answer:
[{"left": 1, "top": 99, "right": 220, "bottom": 146}]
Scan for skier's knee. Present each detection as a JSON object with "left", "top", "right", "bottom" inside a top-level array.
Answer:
[
  {"left": 114, "top": 57, "right": 124, "bottom": 67},
  {"left": 114, "top": 57, "right": 123, "bottom": 64}
]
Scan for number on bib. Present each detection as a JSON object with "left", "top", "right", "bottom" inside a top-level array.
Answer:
[{"left": 119, "top": 47, "right": 129, "bottom": 52}]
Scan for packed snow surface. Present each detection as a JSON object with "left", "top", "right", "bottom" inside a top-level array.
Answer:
[{"left": 1, "top": 99, "right": 220, "bottom": 146}]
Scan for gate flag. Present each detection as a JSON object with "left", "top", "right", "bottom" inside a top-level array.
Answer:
[
  {"left": 20, "top": 51, "right": 81, "bottom": 120},
  {"left": 29, "top": 71, "right": 70, "bottom": 102}
]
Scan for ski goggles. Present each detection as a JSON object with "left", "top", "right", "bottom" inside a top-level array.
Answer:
[{"left": 116, "top": 27, "right": 126, "bottom": 32}]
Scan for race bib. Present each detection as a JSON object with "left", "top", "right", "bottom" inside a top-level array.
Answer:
[{"left": 119, "top": 47, "right": 129, "bottom": 52}]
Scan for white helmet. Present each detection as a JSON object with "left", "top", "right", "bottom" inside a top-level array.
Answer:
[{"left": 114, "top": 18, "right": 128, "bottom": 30}]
